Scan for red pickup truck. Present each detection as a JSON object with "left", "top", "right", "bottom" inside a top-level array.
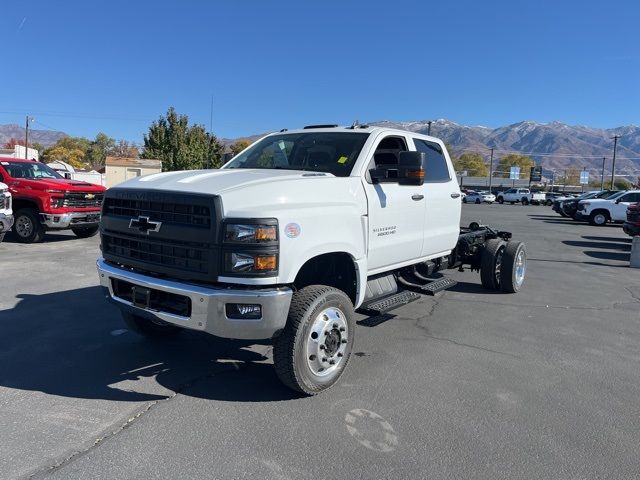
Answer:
[{"left": 0, "top": 157, "right": 106, "bottom": 243}]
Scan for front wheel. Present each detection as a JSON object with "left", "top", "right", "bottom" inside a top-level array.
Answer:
[
  {"left": 273, "top": 285, "right": 355, "bottom": 395},
  {"left": 497, "top": 197, "right": 504, "bottom": 204},
  {"left": 522, "top": 198, "right": 529, "bottom": 205},
  {"left": 0, "top": 233, "right": 4, "bottom": 243},
  {"left": 463, "top": 198, "right": 467, "bottom": 203},
  {"left": 72, "top": 225, "right": 100, "bottom": 238},
  {"left": 589, "top": 211, "right": 609, "bottom": 226},
  {"left": 13, "top": 208, "right": 45, "bottom": 243},
  {"left": 475, "top": 199, "right": 481, "bottom": 204},
  {"left": 500, "top": 242, "right": 526, "bottom": 293}
]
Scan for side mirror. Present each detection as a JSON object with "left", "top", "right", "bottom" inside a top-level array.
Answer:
[{"left": 370, "top": 151, "right": 425, "bottom": 186}]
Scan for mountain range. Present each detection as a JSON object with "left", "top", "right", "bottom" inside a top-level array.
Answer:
[{"left": 2, "top": 120, "right": 639, "bottom": 176}]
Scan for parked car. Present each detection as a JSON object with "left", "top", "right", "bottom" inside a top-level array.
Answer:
[
  {"left": 623, "top": 203, "right": 640, "bottom": 236},
  {"left": 0, "top": 158, "right": 106, "bottom": 243},
  {"left": 561, "top": 190, "right": 620, "bottom": 219},
  {"left": 575, "top": 190, "right": 640, "bottom": 225},
  {"left": 496, "top": 188, "right": 546, "bottom": 205},
  {"left": 463, "top": 191, "right": 496, "bottom": 204},
  {"left": 0, "top": 181, "right": 13, "bottom": 243}
]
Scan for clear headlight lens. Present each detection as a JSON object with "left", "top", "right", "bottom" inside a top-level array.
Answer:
[{"left": 224, "top": 224, "right": 277, "bottom": 243}]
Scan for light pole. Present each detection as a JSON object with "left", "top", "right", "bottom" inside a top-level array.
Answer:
[
  {"left": 488, "top": 147, "right": 494, "bottom": 193},
  {"left": 427, "top": 121, "right": 432, "bottom": 136},
  {"left": 610, "top": 135, "right": 619, "bottom": 190},
  {"left": 600, "top": 157, "right": 606, "bottom": 191},
  {"left": 24, "top": 116, "right": 33, "bottom": 159}
]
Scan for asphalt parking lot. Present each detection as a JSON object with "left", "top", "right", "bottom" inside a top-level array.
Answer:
[{"left": 2, "top": 204, "right": 640, "bottom": 480}]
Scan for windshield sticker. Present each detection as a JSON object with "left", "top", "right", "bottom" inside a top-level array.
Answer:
[
  {"left": 278, "top": 140, "right": 286, "bottom": 151},
  {"left": 337, "top": 156, "right": 348, "bottom": 164}
]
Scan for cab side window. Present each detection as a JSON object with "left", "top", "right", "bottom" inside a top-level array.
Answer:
[{"left": 413, "top": 139, "right": 451, "bottom": 182}]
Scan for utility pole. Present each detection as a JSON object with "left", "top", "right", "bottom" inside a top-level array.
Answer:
[
  {"left": 427, "top": 121, "right": 432, "bottom": 136},
  {"left": 610, "top": 135, "right": 619, "bottom": 190},
  {"left": 581, "top": 167, "right": 586, "bottom": 193},
  {"left": 24, "top": 116, "right": 32, "bottom": 159},
  {"left": 208, "top": 95, "right": 214, "bottom": 169},
  {"left": 551, "top": 171, "right": 555, "bottom": 193},
  {"left": 601, "top": 157, "right": 606, "bottom": 191},
  {"left": 488, "top": 147, "right": 494, "bottom": 193}
]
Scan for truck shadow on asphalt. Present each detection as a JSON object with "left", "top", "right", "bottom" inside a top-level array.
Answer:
[
  {"left": 0, "top": 286, "right": 300, "bottom": 403},
  {"left": 4, "top": 232, "right": 82, "bottom": 244}
]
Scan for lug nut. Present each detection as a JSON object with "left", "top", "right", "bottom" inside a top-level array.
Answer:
[
  {"left": 333, "top": 323, "right": 338, "bottom": 329},
  {"left": 337, "top": 352, "right": 343, "bottom": 357},
  {"left": 309, "top": 355, "right": 316, "bottom": 361},
  {"left": 341, "top": 339, "right": 347, "bottom": 344},
  {"left": 325, "top": 331, "right": 330, "bottom": 336},
  {"left": 329, "top": 360, "right": 336, "bottom": 365},
  {"left": 322, "top": 357, "right": 328, "bottom": 363},
  {"left": 319, "top": 345, "right": 325, "bottom": 350},
  {"left": 323, "top": 314, "right": 329, "bottom": 321},
  {"left": 339, "top": 327, "right": 345, "bottom": 332}
]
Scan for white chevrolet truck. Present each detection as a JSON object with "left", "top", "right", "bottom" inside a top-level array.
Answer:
[
  {"left": 496, "top": 188, "right": 545, "bottom": 205},
  {"left": 0, "top": 182, "right": 13, "bottom": 242},
  {"left": 97, "top": 125, "right": 527, "bottom": 394}
]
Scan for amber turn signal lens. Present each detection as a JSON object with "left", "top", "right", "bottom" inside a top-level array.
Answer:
[
  {"left": 255, "top": 255, "right": 277, "bottom": 271},
  {"left": 255, "top": 226, "right": 277, "bottom": 242},
  {"left": 407, "top": 169, "right": 425, "bottom": 178}
]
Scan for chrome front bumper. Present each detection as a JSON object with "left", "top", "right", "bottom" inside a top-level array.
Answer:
[
  {"left": 0, "top": 213, "right": 13, "bottom": 233},
  {"left": 41, "top": 211, "right": 101, "bottom": 229},
  {"left": 97, "top": 258, "right": 293, "bottom": 340}
]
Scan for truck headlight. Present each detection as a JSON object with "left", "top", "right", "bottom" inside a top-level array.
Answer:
[
  {"left": 224, "top": 223, "right": 277, "bottom": 244},
  {"left": 51, "top": 197, "right": 64, "bottom": 209},
  {"left": 225, "top": 252, "right": 278, "bottom": 274}
]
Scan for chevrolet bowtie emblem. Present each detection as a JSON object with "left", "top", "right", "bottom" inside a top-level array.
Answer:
[
  {"left": 85, "top": 193, "right": 95, "bottom": 200},
  {"left": 129, "top": 216, "right": 162, "bottom": 235}
]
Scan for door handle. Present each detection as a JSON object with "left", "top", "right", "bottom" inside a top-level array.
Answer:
[
  {"left": 450, "top": 192, "right": 461, "bottom": 198},
  {"left": 411, "top": 194, "right": 424, "bottom": 201}
]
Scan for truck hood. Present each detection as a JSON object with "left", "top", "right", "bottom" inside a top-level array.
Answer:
[
  {"left": 113, "top": 168, "right": 335, "bottom": 195},
  {"left": 9, "top": 177, "right": 105, "bottom": 192}
]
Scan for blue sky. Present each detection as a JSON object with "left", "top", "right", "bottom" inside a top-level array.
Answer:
[{"left": 1, "top": 0, "right": 638, "bottom": 142}]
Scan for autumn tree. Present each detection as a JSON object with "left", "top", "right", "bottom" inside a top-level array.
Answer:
[
  {"left": 230, "top": 139, "right": 251, "bottom": 157},
  {"left": 41, "top": 137, "right": 91, "bottom": 169},
  {"left": 141, "top": 107, "right": 224, "bottom": 171},
  {"left": 2, "top": 138, "right": 26, "bottom": 149},
  {"left": 454, "top": 152, "right": 488, "bottom": 176},
  {"left": 111, "top": 139, "right": 140, "bottom": 158},
  {"left": 496, "top": 154, "right": 535, "bottom": 178}
]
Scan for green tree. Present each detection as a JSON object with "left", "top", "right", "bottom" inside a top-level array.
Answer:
[
  {"left": 85, "top": 133, "right": 116, "bottom": 170},
  {"left": 496, "top": 154, "right": 535, "bottom": 178},
  {"left": 454, "top": 152, "right": 488, "bottom": 176},
  {"left": 230, "top": 139, "right": 251, "bottom": 157},
  {"left": 141, "top": 107, "right": 224, "bottom": 171}
]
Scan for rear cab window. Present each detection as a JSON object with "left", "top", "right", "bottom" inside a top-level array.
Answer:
[{"left": 411, "top": 138, "right": 451, "bottom": 182}]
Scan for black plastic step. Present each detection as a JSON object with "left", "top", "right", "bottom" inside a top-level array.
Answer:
[
  {"left": 420, "top": 277, "right": 458, "bottom": 295},
  {"left": 360, "top": 290, "right": 421, "bottom": 314}
]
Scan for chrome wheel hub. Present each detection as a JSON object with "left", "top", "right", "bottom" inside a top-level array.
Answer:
[
  {"left": 16, "top": 215, "right": 33, "bottom": 238},
  {"left": 594, "top": 214, "right": 606, "bottom": 225},
  {"left": 306, "top": 307, "right": 348, "bottom": 377},
  {"left": 515, "top": 249, "right": 526, "bottom": 287}
]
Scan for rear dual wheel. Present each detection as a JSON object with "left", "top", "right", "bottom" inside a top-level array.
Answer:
[{"left": 480, "top": 240, "right": 526, "bottom": 293}]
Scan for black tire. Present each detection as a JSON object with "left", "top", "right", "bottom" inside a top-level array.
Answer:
[
  {"left": 463, "top": 198, "right": 467, "bottom": 203},
  {"left": 121, "top": 312, "right": 181, "bottom": 337},
  {"left": 522, "top": 198, "right": 529, "bottom": 205},
  {"left": 559, "top": 210, "right": 568, "bottom": 218},
  {"left": 510, "top": 202, "right": 515, "bottom": 205},
  {"left": 589, "top": 210, "right": 609, "bottom": 226},
  {"left": 545, "top": 200, "right": 552, "bottom": 206},
  {"left": 500, "top": 241, "right": 526, "bottom": 293},
  {"left": 72, "top": 225, "right": 100, "bottom": 238},
  {"left": 475, "top": 199, "right": 481, "bottom": 204},
  {"left": 0, "top": 233, "right": 4, "bottom": 243},
  {"left": 497, "top": 197, "right": 504, "bottom": 204},
  {"left": 480, "top": 239, "right": 506, "bottom": 290},
  {"left": 273, "top": 285, "right": 355, "bottom": 395},
  {"left": 13, "top": 208, "right": 45, "bottom": 243}
]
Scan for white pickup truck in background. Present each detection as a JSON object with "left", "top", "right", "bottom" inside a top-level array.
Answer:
[
  {"left": 0, "top": 182, "right": 13, "bottom": 243},
  {"left": 96, "top": 125, "right": 527, "bottom": 394},
  {"left": 576, "top": 190, "right": 640, "bottom": 225},
  {"left": 496, "top": 188, "right": 546, "bottom": 205}
]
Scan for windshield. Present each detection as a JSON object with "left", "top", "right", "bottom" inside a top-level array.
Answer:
[
  {"left": 603, "top": 190, "right": 627, "bottom": 200},
  {"left": 223, "top": 132, "right": 369, "bottom": 177},
  {"left": 1, "top": 161, "right": 63, "bottom": 180}
]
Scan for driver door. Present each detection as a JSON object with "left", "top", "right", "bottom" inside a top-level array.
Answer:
[{"left": 362, "top": 134, "right": 426, "bottom": 272}]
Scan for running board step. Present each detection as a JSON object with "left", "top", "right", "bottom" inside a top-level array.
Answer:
[
  {"left": 420, "top": 277, "right": 458, "bottom": 295},
  {"left": 359, "top": 290, "right": 421, "bottom": 315}
]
